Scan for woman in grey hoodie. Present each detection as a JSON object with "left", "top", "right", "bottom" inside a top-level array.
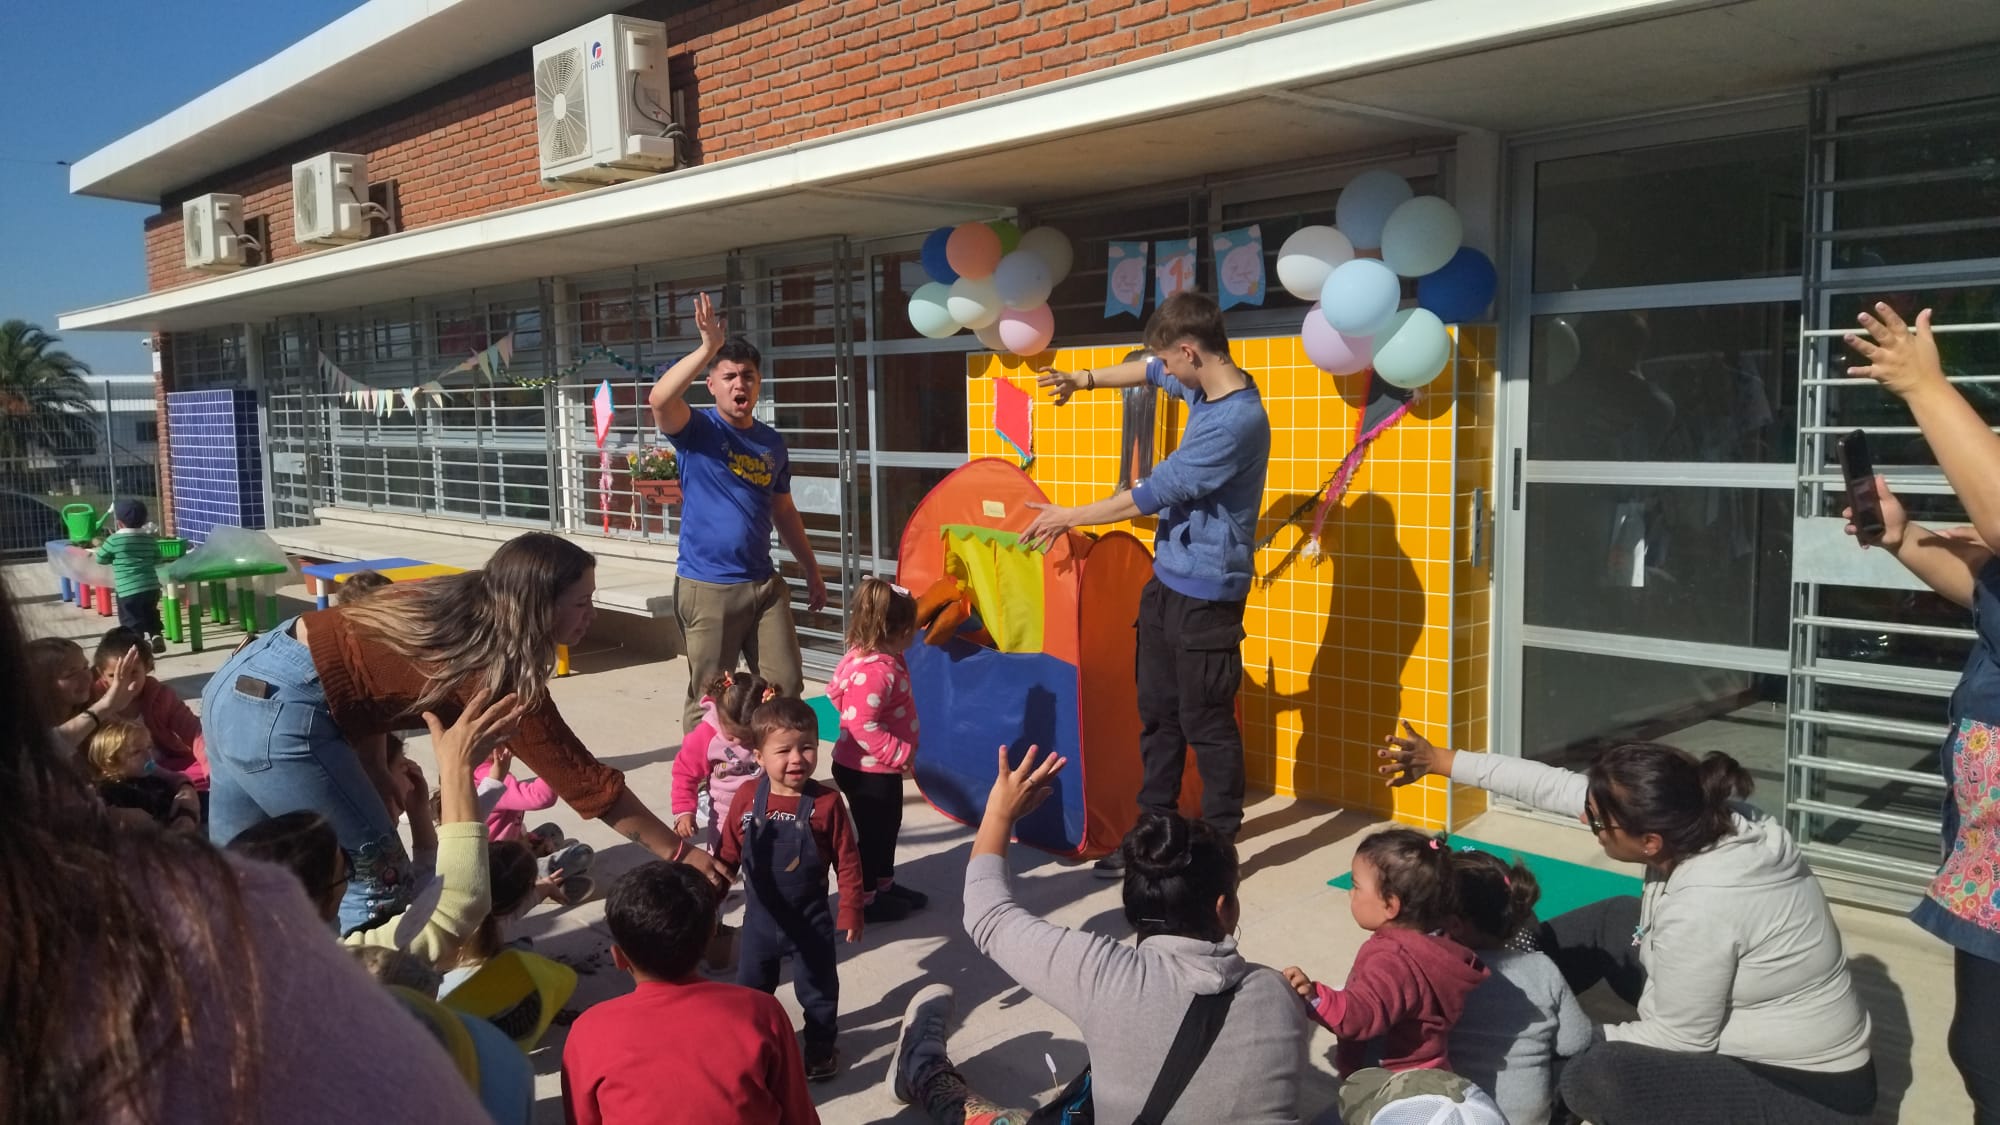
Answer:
[
  {"left": 888, "top": 744, "right": 1309, "bottom": 1124},
  {"left": 1384, "top": 727, "right": 1876, "bottom": 1125}
]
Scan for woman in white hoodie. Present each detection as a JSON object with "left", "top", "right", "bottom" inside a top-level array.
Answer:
[{"left": 1383, "top": 729, "right": 1875, "bottom": 1124}]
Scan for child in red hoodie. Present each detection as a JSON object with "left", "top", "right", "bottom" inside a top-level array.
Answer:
[
  {"left": 91, "top": 627, "right": 206, "bottom": 789},
  {"left": 1283, "top": 827, "right": 1487, "bottom": 1078}
]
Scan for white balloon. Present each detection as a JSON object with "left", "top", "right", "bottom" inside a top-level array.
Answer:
[
  {"left": 1373, "top": 307, "right": 1454, "bottom": 389},
  {"left": 1380, "top": 196, "right": 1464, "bottom": 278},
  {"left": 974, "top": 321, "right": 1007, "bottom": 351},
  {"left": 992, "top": 250, "right": 1055, "bottom": 310},
  {"left": 947, "top": 276, "right": 1004, "bottom": 330},
  {"left": 908, "top": 282, "right": 959, "bottom": 339},
  {"left": 1017, "top": 227, "right": 1074, "bottom": 283},
  {"left": 1335, "top": 169, "right": 1413, "bottom": 250},
  {"left": 1275, "top": 225, "right": 1355, "bottom": 302}
]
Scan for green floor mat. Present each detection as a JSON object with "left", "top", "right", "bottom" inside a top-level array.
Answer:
[
  {"left": 807, "top": 694, "right": 840, "bottom": 744},
  {"left": 1329, "top": 836, "right": 1642, "bottom": 919}
]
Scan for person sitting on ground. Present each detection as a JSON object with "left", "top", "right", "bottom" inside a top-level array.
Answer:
[
  {"left": 438, "top": 840, "right": 541, "bottom": 998},
  {"left": 0, "top": 578, "right": 491, "bottom": 1125},
  {"left": 471, "top": 745, "right": 593, "bottom": 907},
  {"left": 337, "top": 570, "right": 393, "bottom": 604},
  {"left": 561, "top": 861, "right": 819, "bottom": 1125},
  {"left": 716, "top": 694, "right": 866, "bottom": 1082},
  {"left": 1445, "top": 851, "right": 1591, "bottom": 1125},
  {"left": 1383, "top": 725, "right": 1876, "bottom": 1124},
  {"left": 352, "top": 945, "right": 445, "bottom": 999},
  {"left": 1282, "top": 829, "right": 1488, "bottom": 1084},
  {"left": 892, "top": 745, "right": 1309, "bottom": 1124},
  {"left": 202, "top": 532, "right": 722, "bottom": 936},
  {"left": 96, "top": 774, "right": 203, "bottom": 835},
  {"left": 85, "top": 717, "right": 188, "bottom": 787},
  {"left": 26, "top": 635, "right": 142, "bottom": 753},
  {"left": 92, "top": 626, "right": 207, "bottom": 788}
]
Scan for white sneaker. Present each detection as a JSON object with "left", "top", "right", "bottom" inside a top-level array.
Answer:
[{"left": 890, "top": 984, "right": 955, "bottom": 1105}]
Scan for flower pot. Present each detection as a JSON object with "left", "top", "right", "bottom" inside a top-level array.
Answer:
[{"left": 634, "top": 478, "right": 682, "bottom": 508}]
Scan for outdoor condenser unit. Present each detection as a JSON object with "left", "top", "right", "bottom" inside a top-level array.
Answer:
[
  {"left": 182, "top": 193, "right": 249, "bottom": 272},
  {"left": 292, "top": 152, "right": 371, "bottom": 245},
  {"left": 532, "top": 14, "right": 681, "bottom": 186}
]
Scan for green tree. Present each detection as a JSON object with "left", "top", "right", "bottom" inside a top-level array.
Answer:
[{"left": 0, "top": 320, "right": 97, "bottom": 464}]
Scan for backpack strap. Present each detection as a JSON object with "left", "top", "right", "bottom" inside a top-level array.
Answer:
[{"left": 1133, "top": 986, "right": 1237, "bottom": 1125}]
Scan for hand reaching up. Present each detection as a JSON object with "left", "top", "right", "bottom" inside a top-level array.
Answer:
[{"left": 1846, "top": 304, "right": 1945, "bottom": 398}]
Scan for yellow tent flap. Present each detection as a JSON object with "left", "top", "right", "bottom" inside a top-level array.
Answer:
[{"left": 941, "top": 524, "right": 1044, "bottom": 654}]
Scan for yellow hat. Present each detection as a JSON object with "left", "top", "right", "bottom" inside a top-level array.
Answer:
[{"left": 441, "top": 950, "right": 579, "bottom": 1051}]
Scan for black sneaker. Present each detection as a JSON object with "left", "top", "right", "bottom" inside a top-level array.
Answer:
[
  {"left": 1092, "top": 851, "right": 1126, "bottom": 879},
  {"left": 804, "top": 1043, "right": 841, "bottom": 1083},
  {"left": 883, "top": 882, "right": 929, "bottom": 909},
  {"left": 147, "top": 633, "right": 166, "bottom": 655},
  {"left": 864, "top": 893, "right": 913, "bottom": 924}
]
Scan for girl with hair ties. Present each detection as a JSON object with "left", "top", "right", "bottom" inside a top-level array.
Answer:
[
  {"left": 888, "top": 745, "right": 1309, "bottom": 1125},
  {"left": 1382, "top": 726, "right": 1876, "bottom": 1125},
  {"left": 0, "top": 569, "right": 488, "bottom": 1123},
  {"left": 203, "top": 532, "right": 721, "bottom": 935}
]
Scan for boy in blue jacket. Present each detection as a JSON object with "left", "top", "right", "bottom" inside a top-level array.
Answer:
[{"left": 1023, "top": 291, "right": 1271, "bottom": 871}]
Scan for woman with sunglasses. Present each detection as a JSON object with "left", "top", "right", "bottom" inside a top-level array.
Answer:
[{"left": 1382, "top": 725, "right": 1875, "bottom": 1125}]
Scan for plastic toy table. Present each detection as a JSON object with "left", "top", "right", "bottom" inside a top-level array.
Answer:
[
  {"left": 300, "top": 557, "right": 425, "bottom": 610},
  {"left": 160, "top": 563, "right": 293, "bottom": 653}
]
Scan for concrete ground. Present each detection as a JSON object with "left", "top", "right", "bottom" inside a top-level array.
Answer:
[{"left": 8, "top": 562, "right": 1970, "bottom": 1123}]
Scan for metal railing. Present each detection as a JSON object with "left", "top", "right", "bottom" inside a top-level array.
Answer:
[{"left": 1, "top": 379, "right": 162, "bottom": 555}]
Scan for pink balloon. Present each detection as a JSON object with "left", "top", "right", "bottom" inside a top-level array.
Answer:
[
  {"left": 997, "top": 303, "right": 1055, "bottom": 356},
  {"left": 1301, "top": 303, "right": 1373, "bottom": 375},
  {"left": 946, "top": 222, "right": 1003, "bottom": 281}
]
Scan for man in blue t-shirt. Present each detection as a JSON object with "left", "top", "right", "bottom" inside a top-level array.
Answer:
[
  {"left": 1022, "top": 291, "right": 1271, "bottom": 874},
  {"left": 649, "top": 292, "right": 827, "bottom": 734}
]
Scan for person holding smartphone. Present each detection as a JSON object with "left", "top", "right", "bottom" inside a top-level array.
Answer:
[{"left": 1845, "top": 302, "right": 2000, "bottom": 1123}]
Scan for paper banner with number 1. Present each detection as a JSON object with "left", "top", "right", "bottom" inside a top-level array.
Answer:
[{"left": 1154, "top": 238, "right": 1197, "bottom": 303}]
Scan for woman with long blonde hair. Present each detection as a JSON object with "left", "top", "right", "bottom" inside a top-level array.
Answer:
[{"left": 204, "top": 532, "right": 719, "bottom": 933}]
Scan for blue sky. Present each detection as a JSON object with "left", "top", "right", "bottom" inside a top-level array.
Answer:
[{"left": 2, "top": 0, "right": 358, "bottom": 376}]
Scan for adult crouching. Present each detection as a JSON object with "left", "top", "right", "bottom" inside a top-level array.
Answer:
[{"left": 204, "top": 533, "right": 719, "bottom": 934}]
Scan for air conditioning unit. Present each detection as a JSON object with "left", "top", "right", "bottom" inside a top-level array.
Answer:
[
  {"left": 532, "top": 15, "right": 680, "bottom": 186},
  {"left": 292, "top": 152, "right": 371, "bottom": 245},
  {"left": 183, "top": 193, "right": 248, "bottom": 272}
]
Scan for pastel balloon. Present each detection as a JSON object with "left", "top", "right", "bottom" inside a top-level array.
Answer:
[
  {"left": 974, "top": 321, "right": 1008, "bottom": 351},
  {"left": 1372, "top": 307, "right": 1453, "bottom": 389},
  {"left": 1335, "top": 169, "right": 1413, "bottom": 249},
  {"left": 920, "top": 226, "right": 958, "bottom": 285},
  {"left": 1276, "top": 225, "right": 1355, "bottom": 302},
  {"left": 992, "top": 250, "right": 1055, "bottom": 310},
  {"left": 1417, "top": 246, "right": 1498, "bottom": 323},
  {"left": 1319, "top": 258, "right": 1402, "bottom": 337},
  {"left": 908, "top": 282, "right": 959, "bottom": 339},
  {"left": 947, "top": 276, "right": 1004, "bottom": 330},
  {"left": 1381, "top": 196, "right": 1464, "bottom": 278},
  {"left": 1537, "top": 316, "right": 1581, "bottom": 386},
  {"left": 1301, "top": 303, "right": 1374, "bottom": 376},
  {"left": 987, "top": 219, "right": 1022, "bottom": 255},
  {"left": 997, "top": 303, "right": 1055, "bottom": 356},
  {"left": 1018, "top": 226, "right": 1074, "bottom": 282},
  {"left": 946, "top": 222, "right": 1003, "bottom": 280}
]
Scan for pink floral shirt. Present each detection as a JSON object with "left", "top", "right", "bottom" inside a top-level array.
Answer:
[{"left": 829, "top": 649, "right": 920, "bottom": 774}]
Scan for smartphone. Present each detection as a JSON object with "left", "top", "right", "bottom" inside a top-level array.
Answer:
[{"left": 1837, "top": 429, "right": 1886, "bottom": 544}]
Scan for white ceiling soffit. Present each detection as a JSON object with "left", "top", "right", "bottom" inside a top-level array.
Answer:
[
  {"left": 69, "top": 0, "right": 619, "bottom": 203},
  {"left": 60, "top": 0, "right": 1999, "bottom": 334}
]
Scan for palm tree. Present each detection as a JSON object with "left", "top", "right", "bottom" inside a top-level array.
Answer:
[{"left": 0, "top": 320, "right": 97, "bottom": 466}]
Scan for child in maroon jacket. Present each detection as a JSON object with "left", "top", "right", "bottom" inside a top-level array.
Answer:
[
  {"left": 716, "top": 694, "right": 866, "bottom": 1083},
  {"left": 1283, "top": 828, "right": 1488, "bottom": 1076}
]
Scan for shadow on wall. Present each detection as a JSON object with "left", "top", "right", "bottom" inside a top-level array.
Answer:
[{"left": 1242, "top": 491, "right": 1426, "bottom": 816}]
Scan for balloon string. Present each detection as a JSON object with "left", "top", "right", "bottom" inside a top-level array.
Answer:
[{"left": 1304, "top": 394, "right": 1416, "bottom": 548}]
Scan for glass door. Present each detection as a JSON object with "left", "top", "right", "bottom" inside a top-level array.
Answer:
[{"left": 1497, "top": 114, "right": 1807, "bottom": 800}]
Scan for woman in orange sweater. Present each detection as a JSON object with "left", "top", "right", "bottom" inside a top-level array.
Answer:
[{"left": 203, "top": 533, "right": 719, "bottom": 934}]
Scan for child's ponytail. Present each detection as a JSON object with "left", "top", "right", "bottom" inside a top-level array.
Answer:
[
  {"left": 1354, "top": 828, "right": 1458, "bottom": 933},
  {"left": 708, "top": 670, "right": 772, "bottom": 746},
  {"left": 1451, "top": 849, "right": 1540, "bottom": 948},
  {"left": 845, "top": 576, "right": 916, "bottom": 654}
]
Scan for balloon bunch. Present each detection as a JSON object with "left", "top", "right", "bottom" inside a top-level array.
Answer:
[
  {"left": 906, "top": 221, "right": 1074, "bottom": 356},
  {"left": 1277, "top": 169, "right": 1498, "bottom": 390}
]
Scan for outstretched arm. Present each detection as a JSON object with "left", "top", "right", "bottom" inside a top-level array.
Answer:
[
  {"left": 1035, "top": 358, "right": 1152, "bottom": 405},
  {"left": 1848, "top": 304, "right": 2000, "bottom": 551},
  {"left": 648, "top": 292, "right": 726, "bottom": 437}
]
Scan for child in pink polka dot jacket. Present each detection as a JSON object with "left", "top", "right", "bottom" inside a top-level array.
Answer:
[{"left": 829, "top": 577, "right": 924, "bottom": 925}]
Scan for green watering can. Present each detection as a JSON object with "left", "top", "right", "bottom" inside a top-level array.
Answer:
[{"left": 61, "top": 504, "right": 114, "bottom": 545}]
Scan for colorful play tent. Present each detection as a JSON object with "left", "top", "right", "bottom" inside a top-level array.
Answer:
[{"left": 897, "top": 459, "right": 1198, "bottom": 858}]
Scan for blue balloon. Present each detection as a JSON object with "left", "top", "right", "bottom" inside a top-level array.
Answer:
[
  {"left": 921, "top": 226, "right": 959, "bottom": 285},
  {"left": 1416, "top": 247, "right": 1498, "bottom": 324}
]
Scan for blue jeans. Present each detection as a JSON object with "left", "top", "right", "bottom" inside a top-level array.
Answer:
[{"left": 203, "top": 620, "right": 410, "bottom": 933}]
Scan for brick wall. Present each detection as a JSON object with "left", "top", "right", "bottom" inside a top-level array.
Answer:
[{"left": 142, "top": 0, "right": 1363, "bottom": 291}]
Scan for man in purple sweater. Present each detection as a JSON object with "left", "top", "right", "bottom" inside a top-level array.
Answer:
[{"left": 1023, "top": 292, "right": 1272, "bottom": 873}]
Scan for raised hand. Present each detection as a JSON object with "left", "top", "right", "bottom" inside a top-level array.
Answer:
[
  {"left": 986, "top": 743, "right": 1067, "bottom": 824},
  {"left": 1846, "top": 304, "right": 1944, "bottom": 397},
  {"left": 1378, "top": 720, "right": 1453, "bottom": 787},
  {"left": 423, "top": 689, "right": 525, "bottom": 776},
  {"left": 694, "top": 291, "right": 726, "bottom": 352},
  {"left": 1035, "top": 367, "right": 1081, "bottom": 406}
]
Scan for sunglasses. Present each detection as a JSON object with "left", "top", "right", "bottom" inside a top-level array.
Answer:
[{"left": 1584, "top": 801, "right": 1620, "bottom": 835}]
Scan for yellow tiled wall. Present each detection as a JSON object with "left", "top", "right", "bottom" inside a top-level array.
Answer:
[{"left": 967, "top": 327, "right": 1497, "bottom": 833}]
